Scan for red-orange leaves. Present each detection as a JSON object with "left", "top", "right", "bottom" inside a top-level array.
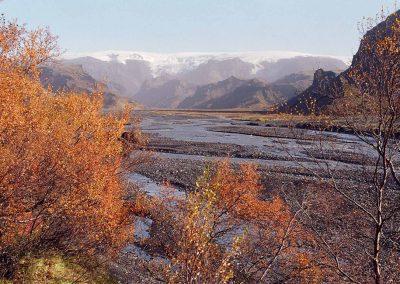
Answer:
[
  {"left": 210, "top": 161, "right": 289, "bottom": 227},
  {"left": 0, "top": 18, "right": 133, "bottom": 278}
]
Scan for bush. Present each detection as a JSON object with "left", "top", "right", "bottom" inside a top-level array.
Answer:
[{"left": 0, "top": 18, "right": 133, "bottom": 279}]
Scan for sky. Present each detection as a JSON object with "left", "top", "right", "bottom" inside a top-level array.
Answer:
[{"left": 0, "top": 0, "right": 397, "bottom": 57}]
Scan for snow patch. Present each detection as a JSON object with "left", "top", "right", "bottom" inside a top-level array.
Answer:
[{"left": 63, "top": 50, "right": 350, "bottom": 76}]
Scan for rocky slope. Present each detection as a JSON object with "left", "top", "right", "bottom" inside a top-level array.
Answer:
[
  {"left": 281, "top": 10, "right": 400, "bottom": 114},
  {"left": 63, "top": 56, "right": 153, "bottom": 98},
  {"left": 39, "top": 62, "right": 123, "bottom": 109},
  {"left": 178, "top": 73, "right": 312, "bottom": 110}
]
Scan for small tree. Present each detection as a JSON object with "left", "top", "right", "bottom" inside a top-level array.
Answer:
[
  {"left": 153, "top": 161, "right": 318, "bottom": 283},
  {"left": 294, "top": 9, "right": 400, "bottom": 284},
  {"left": 342, "top": 10, "right": 400, "bottom": 283}
]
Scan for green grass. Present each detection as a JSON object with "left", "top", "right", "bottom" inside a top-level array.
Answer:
[{"left": 2, "top": 255, "right": 116, "bottom": 284}]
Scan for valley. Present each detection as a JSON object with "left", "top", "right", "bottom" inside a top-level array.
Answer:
[
  {"left": 3, "top": 2, "right": 400, "bottom": 282},
  {"left": 129, "top": 110, "right": 380, "bottom": 193},
  {"left": 112, "top": 109, "right": 396, "bottom": 282}
]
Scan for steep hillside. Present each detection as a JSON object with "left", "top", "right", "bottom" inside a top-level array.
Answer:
[
  {"left": 281, "top": 10, "right": 400, "bottom": 114},
  {"left": 178, "top": 76, "right": 247, "bottom": 109},
  {"left": 39, "top": 63, "right": 123, "bottom": 109},
  {"left": 178, "top": 74, "right": 312, "bottom": 110}
]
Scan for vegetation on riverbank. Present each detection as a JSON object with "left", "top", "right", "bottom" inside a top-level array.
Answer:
[
  {"left": 1, "top": 6, "right": 400, "bottom": 284},
  {"left": 1, "top": 255, "right": 116, "bottom": 283},
  {"left": 0, "top": 17, "right": 135, "bottom": 281}
]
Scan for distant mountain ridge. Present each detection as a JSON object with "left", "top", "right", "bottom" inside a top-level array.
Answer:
[
  {"left": 39, "top": 62, "right": 124, "bottom": 109},
  {"left": 178, "top": 74, "right": 312, "bottom": 110},
  {"left": 62, "top": 52, "right": 348, "bottom": 104},
  {"left": 178, "top": 76, "right": 247, "bottom": 109},
  {"left": 134, "top": 75, "right": 196, "bottom": 108},
  {"left": 64, "top": 51, "right": 349, "bottom": 76},
  {"left": 64, "top": 56, "right": 152, "bottom": 98}
]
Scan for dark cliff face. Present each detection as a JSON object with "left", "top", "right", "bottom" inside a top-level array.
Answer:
[
  {"left": 351, "top": 10, "right": 400, "bottom": 69},
  {"left": 281, "top": 10, "right": 400, "bottom": 114},
  {"left": 279, "top": 69, "right": 347, "bottom": 114}
]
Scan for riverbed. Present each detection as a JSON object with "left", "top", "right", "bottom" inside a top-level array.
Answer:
[
  {"left": 129, "top": 110, "right": 381, "bottom": 193},
  {"left": 115, "top": 110, "right": 392, "bottom": 283}
]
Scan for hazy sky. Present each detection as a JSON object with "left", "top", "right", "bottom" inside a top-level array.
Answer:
[{"left": 0, "top": 0, "right": 397, "bottom": 57}]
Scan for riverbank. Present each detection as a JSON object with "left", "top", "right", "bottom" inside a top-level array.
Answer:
[{"left": 121, "top": 110, "right": 388, "bottom": 202}]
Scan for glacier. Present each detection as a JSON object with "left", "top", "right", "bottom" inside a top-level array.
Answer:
[{"left": 63, "top": 50, "right": 350, "bottom": 76}]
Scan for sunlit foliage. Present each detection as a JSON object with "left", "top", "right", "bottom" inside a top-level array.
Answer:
[
  {"left": 137, "top": 161, "right": 320, "bottom": 283},
  {"left": 0, "top": 17, "right": 133, "bottom": 278}
]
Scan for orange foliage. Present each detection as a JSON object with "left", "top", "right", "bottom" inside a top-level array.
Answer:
[
  {"left": 0, "top": 17, "right": 133, "bottom": 277},
  {"left": 210, "top": 161, "right": 289, "bottom": 226},
  {"left": 0, "top": 16, "right": 59, "bottom": 76},
  {"left": 164, "top": 161, "right": 319, "bottom": 283}
]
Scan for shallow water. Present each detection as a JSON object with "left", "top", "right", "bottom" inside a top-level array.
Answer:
[
  {"left": 122, "top": 113, "right": 389, "bottom": 273},
  {"left": 139, "top": 115, "right": 378, "bottom": 168},
  {"left": 127, "top": 172, "right": 185, "bottom": 198}
]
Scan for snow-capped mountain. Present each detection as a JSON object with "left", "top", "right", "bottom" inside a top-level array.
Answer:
[
  {"left": 64, "top": 50, "right": 349, "bottom": 77},
  {"left": 62, "top": 51, "right": 349, "bottom": 103}
]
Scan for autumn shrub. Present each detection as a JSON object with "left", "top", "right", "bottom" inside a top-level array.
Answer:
[
  {"left": 0, "top": 18, "right": 133, "bottom": 278},
  {"left": 139, "top": 161, "right": 320, "bottom": 283}
]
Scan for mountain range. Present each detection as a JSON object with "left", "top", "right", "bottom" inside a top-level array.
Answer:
[
  {"left": 60, "top": 51, "right": 347, "bottom": 109},
  {"left": 64, "top": 50, "right": 348, "bottom": 76},
  {"left": 38, "top": 9, "right": 398, "bottom": 113},
  {"left": 178, "top": 73, "right": 312, "bottom": 110}
]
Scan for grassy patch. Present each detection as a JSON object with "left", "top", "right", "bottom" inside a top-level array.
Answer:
[{"left": 2, "top": 255, "right": 116, "bottom": 284}]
